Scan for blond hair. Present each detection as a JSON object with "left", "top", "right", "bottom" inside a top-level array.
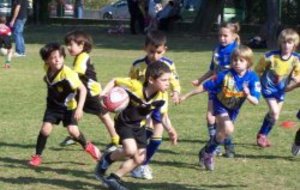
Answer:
[
  {"left": 278, "top": 28, "right": 300, "bottom": 49},
  {"left": 219, "top": 22, "right": 241, "bottom": 45},
  {"left": 231, "top": 45, "right": 254, "bottom": 68}
]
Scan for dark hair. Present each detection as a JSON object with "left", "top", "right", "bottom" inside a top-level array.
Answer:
[
  {"left": 145, "top": 30, "right": 167, "bottom": 47},
  {"left": 144, "top": 61, "right": 171, "bottom": 86},
  {"left": 64, "top": 30, "right": 93, "bottom": 53},
  {"left": 40, "top": 42, "right": 66, "bottom": 61}
]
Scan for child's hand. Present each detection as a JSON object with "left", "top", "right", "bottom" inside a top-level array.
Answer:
[
  {"left": 167, "top": 127, "right": 178, "bottom": 145},
  {"left": 192, "top": 79, "right": 200, "bottom": 86},
  {"left": 243, "top": 83, "right": 250, "bottom": 97},
  {"left": 171, "top": 91, "right": 180, "bottom": 104},
  {"left": 74, "top": 109, "right": 83, "bottom": 121},
  {"left": 179, "top": 95, "right": 187, "bottom": 103}
]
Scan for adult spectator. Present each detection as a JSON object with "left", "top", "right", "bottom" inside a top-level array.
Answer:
[
  {"left": 10, "top": 0, "right": 28, "bottom": 57},
  {"left": 127, "top": 0, "right": 145, "bottom": 34},
  {"left": 74, "top": 0, "right": 84, "bottom": 19}
]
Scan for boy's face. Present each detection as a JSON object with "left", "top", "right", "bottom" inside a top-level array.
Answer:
[
  {"left": 218, "top": 27, "right": 236, "bottom": 47},
  {"left": 66, "top": 40, "right": 84, "bottom": 56},
  {"left": 149, "top": 72, "right": 171, "bottom": 92},
  {"left": 46, "top": 50, "right": 64, "bottom": 72},
  {"left": 280, "top": 40, "right": 295, "bottom": 55},
  {"left": 231, "top": 56, "right": 248, "bottom": 74},
  {"left": 144, "top": 44, "right": 167, "bottom": 62}
]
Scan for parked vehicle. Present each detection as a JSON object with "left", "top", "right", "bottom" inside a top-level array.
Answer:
[
  {"left": 49, "top": 0, "right": 74, "bottom": 17},
  {"left": 0, "top": 0, "right": 11, "bottom": 17},
  {"left": 99, "top": 0, "right": 130, "bottom": 20}
]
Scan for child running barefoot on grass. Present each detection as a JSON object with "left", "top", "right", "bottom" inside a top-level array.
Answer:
[
  {"left": 180, "top": 46, "right": 261, "bottom": 171},
  {"left": 28, "top": 42, "right": 100, "bottom": 167}
]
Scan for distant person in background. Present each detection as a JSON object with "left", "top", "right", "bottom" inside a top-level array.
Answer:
[
  {"left": 10, "top": 0, "right": 28, "bottom": 57},
  {"left": 74, "top": 0, "right": 84, "bottom": 19},
  {"left": 0, "top": 16, "right": 13, "bottom": 68},
  {"left": 127, "top": 0, "right": 145, "bottom": 34}
]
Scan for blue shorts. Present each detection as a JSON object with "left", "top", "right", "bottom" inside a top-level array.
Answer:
[
  {"left": 213, "top": 99, "right": 239, "bottom": 122},
  {"left": 261, "top": 89, "right": 285, "bottom": 102}
]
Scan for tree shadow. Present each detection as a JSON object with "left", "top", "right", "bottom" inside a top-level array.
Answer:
[
  {"left": 0, "top": 176, "right": 103, "bottom": 190},
  {"left": 0, "top": 141, "right": 35, "bottom": 149},
  {"left": 234, "top": 153, "right": 296, "bottom": 161}
]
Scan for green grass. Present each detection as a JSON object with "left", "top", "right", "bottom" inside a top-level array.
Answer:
[{"left": 0, "top": 25, "right": 299, "bottom": 190}]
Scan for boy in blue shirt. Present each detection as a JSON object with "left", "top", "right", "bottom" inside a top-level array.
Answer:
[{"left": 180, "top": 46, "right": 261, "bottom": 171}]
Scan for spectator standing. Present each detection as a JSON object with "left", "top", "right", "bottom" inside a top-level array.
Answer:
[
  {"left": 127, "top": 0, "right": 145, "bottom": 34},
  {"left": 74, "top": 0, "right": 84, "bottom": 19},
  {"left": 10, "top": 0, "right": 28, "bottom": 57}
]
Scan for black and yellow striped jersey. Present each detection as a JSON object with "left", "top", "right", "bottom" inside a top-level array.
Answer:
[
  {"left": 44, "top": 65, "right": 82, "bottom": 110},
  {"left": 73, "top": 52, "right": 101, "bottom": 97},
  {"left": 114, "top": 77, "right": 168, "bottom": 128}
]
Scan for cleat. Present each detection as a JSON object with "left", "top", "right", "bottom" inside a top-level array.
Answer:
[
  {"left": 131, "top": 165, "right": 153, "bottom": 180},
  {"left": 198, "top": 148, "right": 214, "bottom": 171},
  {"left": 291, "top": 143, "right": 300, "bottom": 156},
  {"left": 28, "top": 155, "right": 42, "bottom": 167},
  {"left": 60, "top": 136, "right": 76, "bottom": 147},
  {"left": 95, "top": 151, "right": 112, "bottom": 182},
  {"left": 85, "top": 142, "right": 101, "bottom": 160},
  {"left": 214, "top": 146, "right": 223, "bottom": 157},
  {"left": 103, "top": 175, "right": 129, "bottom": 190},
  {"left": 224, "top": 144, "right": 235, "bottom": 158},
  {"left": 257, "top": 134, "right": 271, "bottom": 148}
]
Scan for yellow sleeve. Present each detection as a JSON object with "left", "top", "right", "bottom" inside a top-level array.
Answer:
[
  {"left": 255, "top": 56, "right": 269, "bottom": 76},
  {"left": 160, "top": 93, "right": 169, "bottom": 114},
  {"left": 169, "top": 64, "right": 181, "bottom": 93},
  {"left": 292, "top": 57, "right": 300, "bottom": 78},
  {"left": 67, "top": 70, "right": 83, "bottom": 90},
  {"left": 73, "top": 53, "right": 89, "bottom": 75},
  {"left": 115, "top": 77, "right": 140, "bottom": 91}
]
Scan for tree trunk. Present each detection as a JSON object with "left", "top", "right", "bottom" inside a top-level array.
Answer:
[
  {"left": 192, "top": 0, "right": 224, "bottom": 34},
  {"left": 33, "top": 0, "right": 52, "bottom": 24}
]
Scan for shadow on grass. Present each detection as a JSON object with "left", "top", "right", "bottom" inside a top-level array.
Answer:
[
  {"left": 151, "top": 159, "right": 200, "bottom": 171},
  {"left": 125, "top": 181, "right": 248, "bottom": 190},
  {"left": 0, "top": 141, "right": 35, "bottom": 149},
  {"left": 234, "top": 153, "right": 295, "bottom": 161},
  {"left": 0, "top": 176, "right": 104, "bottom": 190},
  {"left": 0, "top": 156, "right": 93, "bottom": 179}
]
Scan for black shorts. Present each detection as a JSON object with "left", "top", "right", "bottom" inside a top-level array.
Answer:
[
  {"left": 0, "top": 36, "right": 12, "bottom": 49},
  {"left": 43, "top": 107, "right": 78, "bottom": 127},
  {"left": 82, "top": 95, "right": 108, "bottom": 115},
  {"left": 115, "top": 123, "right": 147, "bottom": 148}
]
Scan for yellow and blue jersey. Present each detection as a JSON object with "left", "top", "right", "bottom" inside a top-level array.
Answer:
[
  {"left": 203, "top": 69, "right": 261, "bottom": 111},
  {"left": 255, "top": 50, "right": 300, "bottom": 100},
  {"left": 44, "top": 65, "right": 82, "bottom": 110},
  {"left": 73, "top": 52, "right": 101, "bottom": 97},
  {"left": 129, "top": 56, "right": 181, "bottom": 93},
  {"left": 209, "top": 41, "right": 238, "bottom": 73},
  {"left": 114, "top": 77, "right": 168, "bottom": 128}
]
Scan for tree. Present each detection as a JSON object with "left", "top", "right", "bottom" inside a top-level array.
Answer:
[{"left": 192, "top": 0, "right": 225, "bottom": 34}]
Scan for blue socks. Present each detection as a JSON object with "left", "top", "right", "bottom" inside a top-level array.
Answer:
[
  {"left": 207, "top": 123, "right": 216, "bottom": 139},
  {"left": 205, "top": 136, "right": 221, "bottom": 154},
  {"left": 144, "top": 137, "right": 162, "bottom": 165},
  {"left": 259, "top": 114, "right": 275, "bottom": 136}
]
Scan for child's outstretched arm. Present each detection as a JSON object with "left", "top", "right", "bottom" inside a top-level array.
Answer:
[
  {"left": 74, "top": 83, "right": 87, "bottom": 121},
  {"left": 100, "top": 79, "right": 116, "bottom": 97},
  {"left": 285, "top": 79, "right": 300, "bottom": 92},
  {"left": 243, "top": 83, "right": 259, "bottom": 105},
  {"left": 192, "top": 70, "right": 214, "bottom": 86},
  {"left": 180, "top": 85, "right": 205, "bottom": 103}
]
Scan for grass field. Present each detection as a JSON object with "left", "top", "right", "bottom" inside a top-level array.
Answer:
[{"left": 0, "top": 25, "right": 299, "bottom": 190}]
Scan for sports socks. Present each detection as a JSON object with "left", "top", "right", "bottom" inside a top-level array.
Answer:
[
  {"left": 72, "top": 132, "right": 87, "bottom": 149},
  {"left": 144, "top": 137, "right": 162, "bottom": 165},
  {"left": 295, "top": 129, "right": 300, "bottom": 146},
  {"left": 207, "top": 123, "right": 216, "bottom": 139},
  {"left": 224, "top": 136, "right": 233, "bottom": 147},
  {"left": 205, "top": 136, "right": 221, "bottom": 154},
  {"left": 36, "top": 132, "right": 48, "bottom": 155},
  {"left": 258, "top": 113, "right": 275, "bottom": 136}
]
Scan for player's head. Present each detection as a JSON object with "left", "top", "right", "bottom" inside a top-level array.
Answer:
[
  {"left": 144, "top": 30, "right": 167, "bottom": 62},
  {"left": 231, "top": 45, "right": 253, "bottom": 73},
  {"left": 278, "top": 28, "right": 300, "bottom": 54},
  {"left": 218, "top": 22, "right": 240, "bottom": 46},
  {"left": 40, "top": 42, "right": 66, "bottom": 71},
  {"left": 64, "top": 30, "right": 93, "bottom": 56},
  {"left": 144, "top": 61, "right": 171, "bottom": 92},
  {"left": 0, "top": 16, "right": 6, "bottom": 24}
]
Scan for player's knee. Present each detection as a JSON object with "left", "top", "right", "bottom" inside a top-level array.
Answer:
[{"left": 123, "top": 147, "right": 137, "bottom": 158}]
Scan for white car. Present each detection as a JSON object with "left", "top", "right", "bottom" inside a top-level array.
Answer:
[{"left": 99, "top": 0, "right": 130, "bottom": 20}]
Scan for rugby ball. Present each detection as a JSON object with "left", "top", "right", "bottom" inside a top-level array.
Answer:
[{"left": 103, "top": 87, "right": 129, "bottom": 112}]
